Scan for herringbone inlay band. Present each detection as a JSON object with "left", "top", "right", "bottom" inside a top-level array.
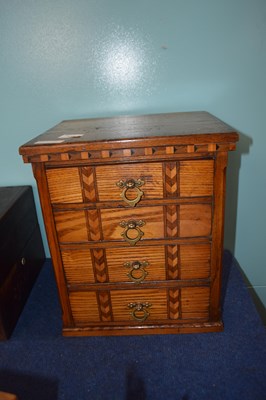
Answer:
[
  {"left": 168, "top": 288, "right": 180, "bottom": 319},
  {"left": 81, "top": 166, "right": 97, "bottom": 202},
  {"left": 166, "top": 245, "right": 179, "bottom": 280},
  {"left": 165, "top": 162, "right": 179, "bottom": 197},
  {"left": 98, "top": 291, "right": 113, "bottom": 322},
  {"left": 92, "top": 249, "right": 108, "bottom": 283}
]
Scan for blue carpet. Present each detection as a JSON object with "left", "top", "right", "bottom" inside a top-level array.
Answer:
[{"left": 0, "top": 250, "right": 265, "bottom": 400}]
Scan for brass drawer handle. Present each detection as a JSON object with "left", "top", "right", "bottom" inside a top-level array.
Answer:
[
  {"left": 116, "top": 179, "right": 144, "bottom": 207},
  {"left": 124, "top": 260, "right": 149, "bottom": 283},
  {"left": 119, "top": 220, "right": 145, "bottom": 246},
  {"left": 128, "top": 302, "right": 152, "bottom": 322}
]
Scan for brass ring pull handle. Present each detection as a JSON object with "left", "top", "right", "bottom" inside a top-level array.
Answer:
[
  {"left": 116, "top": 179, "right": 144, "bottom": 207},
  {"left": 119, "top": 220, "right": 145, "bottom": 246},
  {"left": 124, "top": 260, "right": 149, "bottom": 283},
  {"left": 128, "top": 302, "right": 152, "bottom": 322}
]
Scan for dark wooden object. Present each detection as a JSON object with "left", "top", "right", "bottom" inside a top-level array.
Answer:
[
  {"left": 0, "top": 186, "right": 45, "bottom": 340},
  {"left": 19, "top": 111, "right": 239, "bottom": 336}
]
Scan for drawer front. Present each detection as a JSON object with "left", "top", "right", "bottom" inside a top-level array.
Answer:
[
  {"left": 54, "top": 207, "right": 165, "bottom": 243},
  {"left": 179, "top": 159, "right": 214, "bottom": 197},
  {"left": 179, "top": 244, "right": 210, "bottom": 280},
  {"left": 69, "top": 291, "right": 100, "bottom": 324},
  {"left": 54, "top": 204, "right": 211, "bottom": 243},
  {"left": 111, "top": 287, "right": 210, "bottom": 323},
  {"left": 107, "top": 243, "right": 211, "bottom": 282},
  {"left": 96, "top": 163, "right": 163, "bottom": 203},
  {"left": 68, "top": 286, "right": 210, "bottom": 326},
  {"left": 111, "top": 288, "right": 167, "bottom": 322},
  {"left": 61, "top": 248, "right": 95, "bottom": 284},
  {"left": 46, "top": 162, "right": 163, "bottom": 205},
  {"left": 106, "top": 246, "right": 166, "bottom": 283},
  {"left": 46, "top": 167, "right": 83, "bottom": 204},
  {"left": 60, "top": 243, "right": 210, "bottom": 285},
  {"left": 54, "top": 210, "right": 88, "bottom": 242},
  {"left": 61, "top": 246, "right": 166, "bottom": 285},
  {"left": 46, "top": 159, "right": 213, "bottom": 205},
  {"left": 181, "top": 286, "right": 210, "bottom": 319},
  {"left": 101, "top": 206, "right": 164, "bottom": 242},
  {"left": 179, "top": 204, "right": 212, "bottom": 237},
  {"left": 101, "top": 204, "right": 212, "bottom": 242}
]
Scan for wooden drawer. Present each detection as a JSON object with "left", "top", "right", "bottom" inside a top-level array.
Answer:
[
  {"left": 100, "top": 206, "right": 164, "bottom": 242},
  {"left": 61, "top": 248, "right": 95, "bottom": 284},
  {"left": 46, "top": 159, "right": 213, "bottom": 206},
  {"left": 69, "top": 291, "right": 100, "bottom": 324},
  {"left": 46, "top": 167, "right": 83, "bottom": 204},
  {"left": 106, "top": 246, "right": 166, "bottom": 283},
  {"left": 68, "top": 286, "right": 210, "bottom": 326},
  {"left": 60, "top": 246, "right": 166, "bottom": 284},
  {"left": 111, "top": 288, "right": 167, "bottom": 322},
  {"left": 46, "top": 162, "right": 163, "bottom": 205},
  {"left": 106, "top": 244, "right": 211, "bottom": 282},
  {"left": 179, "top": 159, "right": 214, "bottom": 197},
  {"left": 60, "top": 243, "right": 211, "bottom": 285},
  {"left": 112, "top": 286, "right": 211, "bottom": 322},
  {"left": 54, "top": 204, "right": 212, "bottom": 244},
  {"left": 179, "top": 244, "right": 210, "bottom": 280},
  {"left": 96, "top": 163, "right": 163, "bottom": 202}
]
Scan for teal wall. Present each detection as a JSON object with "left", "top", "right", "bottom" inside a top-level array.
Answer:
[{"left": 1, "top": 1, "right": 265, "bottom": 308}]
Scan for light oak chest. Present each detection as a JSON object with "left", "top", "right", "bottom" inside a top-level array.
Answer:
[{"left": 19, "top": 112, "right": 238, "bottom": 336}]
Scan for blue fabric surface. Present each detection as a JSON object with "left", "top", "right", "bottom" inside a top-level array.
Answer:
[{"left": 0, "top": 251, "right": 265, "bottom": 400}]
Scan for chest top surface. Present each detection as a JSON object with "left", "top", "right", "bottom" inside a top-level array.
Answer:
[{"left": 19, "top": 112, "right": 238, "bottom": 163}]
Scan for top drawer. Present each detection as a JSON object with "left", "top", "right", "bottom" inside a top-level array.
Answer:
[{"left": 46, "top": 159, "right": 214, "bottom": 205}]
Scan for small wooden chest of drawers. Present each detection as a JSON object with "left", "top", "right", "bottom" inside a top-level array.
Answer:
[
  {"left": 19, "top": 112, "right": 238, "bottom": 336},
  {"left": 0, "top": 186, "right": 45, "bottom": 339}
]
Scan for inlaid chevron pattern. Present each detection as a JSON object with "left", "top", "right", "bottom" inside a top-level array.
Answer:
[
  {"left": 98, "top": 291, "right": 113, "bottom": 322},
  {"left": 81, "top": 167, "right": 97, "bottom": 202},
  {"left": 166, "top": 245, "right": 179, "bottom": 280},
  {"left": 92, "top": 249, "right": 108, "bottom": 283},
  {"left": 86, "top": 209, "right": 102, "bottom": 241},
  {"left": 168, "top": 289, "right": 180, "bottom": 319},
  {"left": 165, "top": 205, "right": 178, "bottom": 237},
  {"left": 165, "top": 162, "right": 179, "bottom": 197}
]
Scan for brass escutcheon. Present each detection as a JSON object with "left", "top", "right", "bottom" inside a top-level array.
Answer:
[
  {"left": 116, "top": 178, "right": 144, "bottom": 207},
  {"left": 119, "top": 219, "right": 145, "bottom": 246},
  {"left": 124, "top": 260, "right": 149, "bottom": 283},
  {"left": 128, "top": 302, "right": 152, "bottom": 322}
]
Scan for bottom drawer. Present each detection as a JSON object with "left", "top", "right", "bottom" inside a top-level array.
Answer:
[
  {"left": 68, "top": 286, "right": 210, "bottom": 326},
  {"left": 111, "top": 289, "right": 167, "bottom": 322}
]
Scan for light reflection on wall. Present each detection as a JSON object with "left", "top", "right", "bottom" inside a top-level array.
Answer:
[
  {"left": 103, "top": 42, "right": 143, "bottom": 87},
  {"left": 95, "top": 26, "right": 156, "bottom": 96}
]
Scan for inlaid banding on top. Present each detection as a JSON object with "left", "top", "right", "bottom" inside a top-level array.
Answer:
[{"left": 23, "top": 142, "right": 232, "bottom": 163}]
